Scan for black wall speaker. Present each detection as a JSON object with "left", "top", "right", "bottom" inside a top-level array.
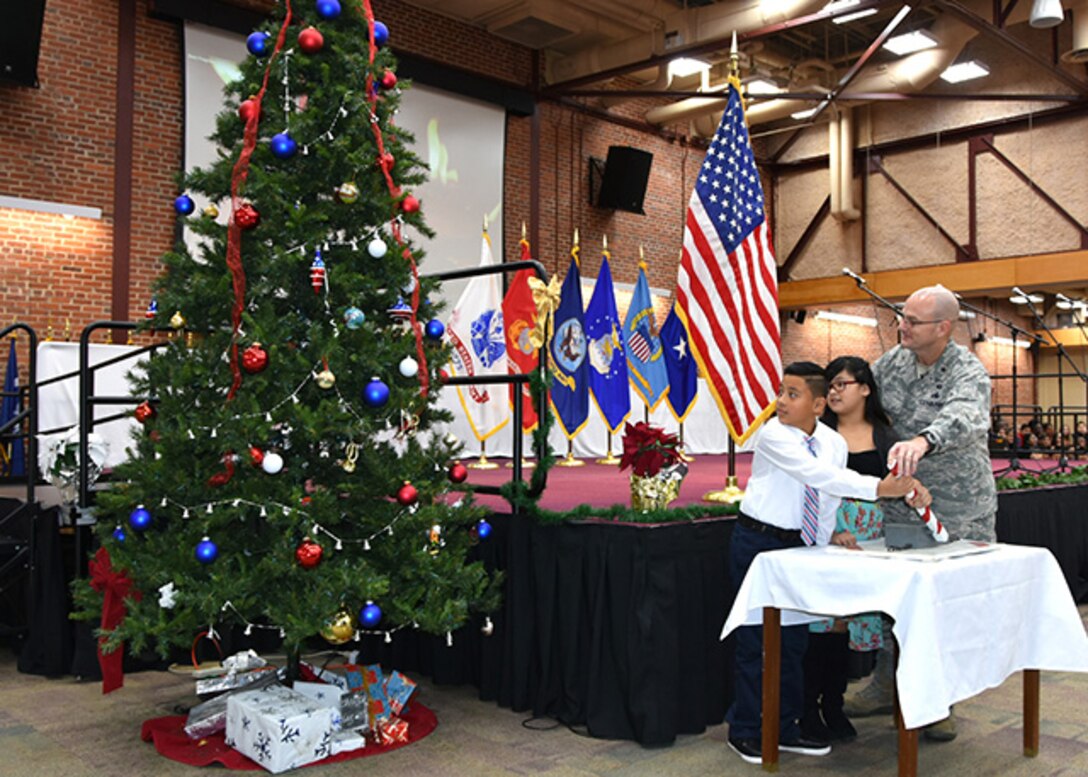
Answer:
[
  {"left": 596, "top": 146, "right": 653, "bottom": 214},
  {"left": 1, "top": 0, "right": 47, "bottom": 87}
]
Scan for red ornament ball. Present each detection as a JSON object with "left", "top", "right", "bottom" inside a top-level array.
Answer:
[
  {"left": 401, "top": 194, "right": 420, "bottom": 214},
  {"left": 396, "top": 481, "right": 418, "bottom": 506},
  {"left": 241, "top": 343, "right": 268, "bottom": 374},
  {"left": 134, "top": 401, "right": 156, "bottom": 424},
  {"left": 295, "top": 537, "right": 324, "bottom": 569},
  {"left": 235, "top": 203, "right": 260, "bottom": 230},
  {"left": 448, "top": 462, "right": 468, "bottom": 484},
  {"left": 238, "top": 97, "right": 259, "bottom": 122},
  {"left": 249, "top": 446, "right": 264, "bottom": 467},
  {"left": 380, "top": 70, "right": 398, "bottom": 89},
  {"left": 298, "top": 26, "right": 324, "bottom": 55}
]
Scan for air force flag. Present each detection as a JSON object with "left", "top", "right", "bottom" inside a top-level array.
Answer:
[{"left": 584, "top": 253, "right": 630, "bottom": 434}]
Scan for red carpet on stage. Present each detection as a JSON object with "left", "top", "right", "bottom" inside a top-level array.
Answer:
[
  {"left": 140, "top": 701, "right": 437, "bottom": 770},
  {"left": 463, "top": 454, "right": 1085, "bottom": 512}
]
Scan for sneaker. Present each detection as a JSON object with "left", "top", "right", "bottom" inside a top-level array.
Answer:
[
  {"left": 843, "top": 679, "right": 894, "bottom": 717},
  {"left": 923, "top": 714, "right": 958, "bottom": 742},
  {"left": 780, "top": 734, "right": 832, "bottom": 756},
  {"left": 728, "top": 737, "right": 763, "bottom": 765},
  {"left": 822, "top": 708, "right": 858, "bottom": 742}
]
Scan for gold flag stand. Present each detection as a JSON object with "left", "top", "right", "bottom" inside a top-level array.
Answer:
[
  {"left": 557, "top": 439, "right": 585, "bottom": 467},
  {"left": 468, "top": 439, "right": 500, "bottom": 470},
  {"left": 596, "top": 429, "right": 621, "bottom": 465},
  {"left": 703, "top": 438, "right": 744, "bottom": 503}
]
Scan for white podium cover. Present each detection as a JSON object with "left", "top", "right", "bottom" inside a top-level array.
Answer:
[
  {"left": 721, "top": 543, "right": 1088, "bottom": 729},
  {"left": 36, "top": 342, "right": 143, "bottom": 470}
]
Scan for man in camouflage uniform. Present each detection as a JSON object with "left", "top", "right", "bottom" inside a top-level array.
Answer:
[{"left": 845, "top": 284, "right": 996, "bottom": 741}]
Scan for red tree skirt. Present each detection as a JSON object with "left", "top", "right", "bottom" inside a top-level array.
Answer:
[{"left": 141, "top": 702, "right": 437, "bottom": 770}]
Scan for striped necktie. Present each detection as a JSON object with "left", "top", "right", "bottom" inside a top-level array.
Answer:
[{"left": 801, "top": 434, "right": 819, "bottom": 546}]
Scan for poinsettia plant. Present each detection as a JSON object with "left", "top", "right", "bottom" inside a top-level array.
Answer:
[{"left": 620, "top": 421, "right": 682, "bottom": 477}]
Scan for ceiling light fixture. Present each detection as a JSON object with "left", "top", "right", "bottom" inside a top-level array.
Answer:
[
  {"left": 883, "top": 29, "right": 939, "bottom": 56},
  {"left": 745, "top": 77, "right": 781, "bottom": 95},
  {"left": 668, "top": 57, "right": 711, "bottom": 79},
  {"left": 940, "top": 60, "right": 990, "bottom": 83},
  {"left": 815, "top": 310, "right": 878, "bottom": 327},
  {"left": 990, "top": 335, "right": 1033, "bottom": 349},
  {"left": 0, "top": 195, "right": 102, "bottom": 220},
  {"left": 790, "top": 106, "right": 821, "bottom": 120},
  {"left": 1029, "top": 0, "right": 1065, "bottom": 28}
]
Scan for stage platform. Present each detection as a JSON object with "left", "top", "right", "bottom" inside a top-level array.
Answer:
[{"left": 462, "top": 453, "right": 1086, "bottom": 513}]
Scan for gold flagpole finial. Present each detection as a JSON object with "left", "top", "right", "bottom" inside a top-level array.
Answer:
[
  {"left": 573, "top": 228, "right": 579, "bottom": 246},
  {"left": 730, "top": 31, "right": 739, "bottom": 80},
  {"left": 602, "top": 234, "right": 608, "bottom": 251},
  {"left": 639, "top": 244, "right": 648, "bottom": 271},
  {"left": 521, "top": 221, "right": 526, "bottom": 240},
  {"left": 483, "top": 213, "right": 489, "bottom": 232}
]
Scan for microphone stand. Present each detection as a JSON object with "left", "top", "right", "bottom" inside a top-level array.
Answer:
[
  {"left": 954, "top": 296, "right": 1046, "bottom": 476},
  {"left": 844, "top": 273, "right": 902, "bottom": 319},
  {"left": 1017, "top": 294, "right": 1088, "bottom": 473}
]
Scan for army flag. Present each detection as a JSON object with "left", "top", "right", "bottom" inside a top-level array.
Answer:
[
  {"left": 584, "top": 252, "right": 630, "bottom": 433},
  {"left": 624, "top": 265, "right": 668, "bottom": 411},
  {"left": 446, "top": 230, "right": 510, "bottom": 443},
  {"left": 660, "top": 304, "right": 698, "bottom": 423},
  {"left": 502, "top": 239, "right": 540, "bottom": 432},
  {"left": 549, "top": 247, "right": 589, "bottom": 439}
]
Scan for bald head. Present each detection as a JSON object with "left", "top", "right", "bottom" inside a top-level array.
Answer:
[{"left": 908, "top": 285, "right": 960, "bottom": 323}]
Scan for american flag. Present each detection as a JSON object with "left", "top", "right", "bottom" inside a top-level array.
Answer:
[
  {"left": 627, "top": 329, "right": 651, "bottom": 361},
  {"left": 676, "top": 82, "right": 782, "bottom": 443}
]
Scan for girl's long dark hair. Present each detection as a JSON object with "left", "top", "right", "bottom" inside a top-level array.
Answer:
[{"left": 823, "top": 355, "right": 892, "bottom": 428}]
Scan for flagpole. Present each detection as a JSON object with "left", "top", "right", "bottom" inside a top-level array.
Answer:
[
  {"left": 701, "top": 32, "right": 745, "bottom": 506},
  {"left": 593, "top": 233, "right": 622, "bottom": 466},
  {"left": 557, "top": 227, "right": 587, "bottom": 468},
  {"left": 507, "top": 221, "right": 537, "bottom": 471},
  {"left": 466, "top": 214, "right": 501, "bottom": 471}
]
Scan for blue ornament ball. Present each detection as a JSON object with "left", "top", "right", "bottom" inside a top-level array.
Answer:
[
  {"left": 477, "top": 519, "right": 493, "bottom": 539},
  {"left": 371, "top": 20, "right": 389, "bottom": 46},
  {"left": 270, "top": 132, "right": 298, "bottom": 159},
  {"left": 246, "top": 31, "right": 271, "bottom": 57},
  {"left": 174, "top": 194, "right": 195, "bottom": 215},
  {"left": 359, "top": 601, "right": 382, "bottom": 628},
  {"left": 195, "top": 537, "right": 219, "bottom": 564},
  {"left": 315, "top": 0, "right": 341, "bottom": 19},
  {"left": 425, "top": 319, "right": 445, "bottom": 340},
  {"left": 129, "top": 505, "right": 152, "bottom": 531},
  {"left": 343, "top": 306, "right": 366, "bottom": 330},
  {"left": 363, "top": 377, "right": 390, "bottom": 408},
  {"left": 112, "top": 526, "right": 127, "bottom": 543}
]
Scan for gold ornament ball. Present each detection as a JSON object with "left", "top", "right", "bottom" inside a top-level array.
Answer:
[
  {"left": 320, "top": 610, "right": 356, "bottom": 644},
  {"left": 170, "top": 311, "right": 186, "bottom": 329},
  {"left": 203, "top": 203, "right": 220, "bottom": 219},
  {"left": 335, "top": 182, "right": 360, "bottom": 204},
  {"left": 315, "top": 369, "right": 336, "bottom": 389}
]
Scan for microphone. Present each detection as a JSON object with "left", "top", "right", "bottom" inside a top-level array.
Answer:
[
  {"left": 841, "top": 267, "right": 866, "bottom": 284},
  {"left": 1011, "top": 286, "right": 1027, "bottom": 298}
]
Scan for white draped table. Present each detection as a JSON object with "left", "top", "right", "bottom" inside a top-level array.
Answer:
[{"left": 720, "top": 542, "right": 1088, "bottom": 775}]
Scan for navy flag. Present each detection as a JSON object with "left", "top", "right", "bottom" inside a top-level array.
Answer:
[
  {"left": 660, "top": 304, "right": 698, "bottom": 423},
  {"left": 549, "top": 247, "right": 589, "bottom": 439},
  {"left": 584, "top": 252, "right": 630, "bottom": 434}
]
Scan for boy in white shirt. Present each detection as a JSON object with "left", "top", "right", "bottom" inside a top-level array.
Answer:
[{"left": 727, "top": 362, "right": 915, "bottom": 765}]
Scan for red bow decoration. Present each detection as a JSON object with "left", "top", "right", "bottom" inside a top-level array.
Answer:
[
  {"left": 619, "top": 422, "right": 681, "bottom": 477},
  {"left": 88, "top": 547, "right": 142, "bottom": 693}
]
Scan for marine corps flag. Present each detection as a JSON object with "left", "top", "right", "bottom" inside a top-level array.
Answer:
[
  {"left": 446, "top": 229, "right": 511, "bottom": 443},
  {"left": 624, "top": 264, "right": 669, "bottom": 411},
  {"left": 502, "top": 238, "right": 540, "bottom": 432},
  {"left": 549, "top": 244, "right": 589, "bottom": 439},
  {"left": 584, "top": 250, "right": 630, "bottom": 434},
  {"left": 660, "top": 304, "right": 698, "bottom": 423}
]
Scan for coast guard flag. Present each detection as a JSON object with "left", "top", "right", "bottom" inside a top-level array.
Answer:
[
  {"left": 676, "top": 80, "right": 781, "bottom": 443},
  {"left": 660, "top": 304, "right": 698, "bottom": 424},
  {"left": 502, "top": 239, "right": 540, "bottom": 432},
  {"left": 549, "top": 249, "right": 589, "bottom": 439},
  {"left": 1, "top": 338, "right": 25, "bottom": 477},
  {"left": 624, "top": 266, "right": 668, "bottom": 411},
  {"left": 584, "top": 253, "right": 630, "bottom": 434},
  {"left": 446, "top": 231, "right": 510, "bottom": 443}
]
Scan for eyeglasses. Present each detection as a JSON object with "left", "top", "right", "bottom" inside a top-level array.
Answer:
[
  {"left": 899, "top": 315, "right": 944, "bottom": 328},
  {"left": 828, "top": 380, "right": 859, "bottom": 393}
]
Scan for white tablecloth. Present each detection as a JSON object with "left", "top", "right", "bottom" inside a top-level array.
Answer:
[{"left": 720, "top": 543, "right": 1088, "bottom": 729}]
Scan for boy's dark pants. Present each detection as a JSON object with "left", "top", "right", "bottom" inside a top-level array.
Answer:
[{"left": 726, "top": 520, "right": 807, "bottom": 741}]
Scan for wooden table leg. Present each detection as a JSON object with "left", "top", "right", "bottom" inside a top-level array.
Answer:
[
  {"left": 896, "top": 698, "right": 918, "bottom": 777},
  {"left": 1023, "top": 669, "right": 1040, "bottom": 757},
  {"left": 762, "top": 606, "right": 780, "bottom": 773}
]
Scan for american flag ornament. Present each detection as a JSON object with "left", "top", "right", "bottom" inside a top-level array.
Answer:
[
  {"left": 145, "top": 298, "right": 158, "bottom": 319},
  {"left": 310, "top": 248, "right": 326, "bottom": 295}
]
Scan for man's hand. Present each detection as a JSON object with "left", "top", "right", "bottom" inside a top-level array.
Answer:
[
  {"left": 887, "top": 436, "right": 929, "bottom": 478},
  {"left": 831, "top": 530, "right": 859, "bottom": 549},
  {"left": 877, "top": 472, "right": 915, "bottom": 499}
]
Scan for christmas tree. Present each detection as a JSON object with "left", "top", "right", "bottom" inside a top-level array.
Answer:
[{"left": 74, "top": 0, "right": 500, "bottom": 669}]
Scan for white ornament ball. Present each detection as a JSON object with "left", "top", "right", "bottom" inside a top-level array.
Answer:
[
  {"left": 367, "top": 237, "right": 388, "bottom": 258},
  {"left": 399, "top": 356, "right": 419, "bottom": 378},
  {"left": 261, "top": 451, "right": 284, "bottom": 475}
]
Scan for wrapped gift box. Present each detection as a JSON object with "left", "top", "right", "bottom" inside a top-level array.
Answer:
[{"left": 225, "top": 684, "right": 336, "bottom": 774}]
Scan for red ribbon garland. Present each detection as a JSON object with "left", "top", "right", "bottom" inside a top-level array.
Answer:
[
  {"left": 88, "top": 547, "right": 141, "bottom": 694},
  {"left": 225, "top": 2, "right": 294, "bottom": 400},
  {"left": 356, "top": 0, "right": 430, "bottom": 398}
]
